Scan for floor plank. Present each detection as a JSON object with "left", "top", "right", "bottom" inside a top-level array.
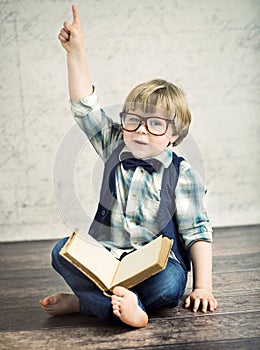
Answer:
[
  {"left": 212, "top": 225, "right": 260, "bottom": 255},
  {"left": 1, "top": 312, "right": 259, "bottom": 350}
]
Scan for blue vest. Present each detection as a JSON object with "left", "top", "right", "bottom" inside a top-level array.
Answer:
[{"left": 89, "top": 142, "right": 191, "bottom": 271}]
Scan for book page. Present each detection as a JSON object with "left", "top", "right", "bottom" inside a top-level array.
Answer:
[
  {"left": 112, "top": 236, "right": 166, "bottom": 287},
  {"left": 65, "top": 234, "right": 119, "bottom": 289}
]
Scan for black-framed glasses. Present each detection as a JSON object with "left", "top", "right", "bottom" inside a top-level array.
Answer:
[{"left": 120, "top": 112, "right": 176, "bottom": 136}]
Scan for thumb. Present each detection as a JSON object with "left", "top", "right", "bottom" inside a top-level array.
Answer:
[
  {"left": 72, "top": 5, "right": 80, "bottom": 25},
  {"left": 64, "top": 20, "right": 73, "bottom": 33}
]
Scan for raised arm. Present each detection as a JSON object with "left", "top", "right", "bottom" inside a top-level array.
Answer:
[{"left": 58, "top": 5, "right": 93, "bottom": 100}]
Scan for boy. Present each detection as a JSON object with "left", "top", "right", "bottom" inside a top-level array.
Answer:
[{"left": 40, "top": 5, "right": 217, "bottom": 328}]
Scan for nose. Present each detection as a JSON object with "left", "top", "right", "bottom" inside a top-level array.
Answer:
[{"left": 136, "top": 121, "right": 148, "bottom": 134}]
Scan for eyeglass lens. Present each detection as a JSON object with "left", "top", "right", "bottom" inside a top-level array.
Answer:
[{"left": 121, "top": 113, "right": 168, "bottom": 135}]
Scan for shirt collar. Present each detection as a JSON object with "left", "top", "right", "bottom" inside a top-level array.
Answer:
[{"left": 119, "top": 146, "right": 173, "bottom": 169}]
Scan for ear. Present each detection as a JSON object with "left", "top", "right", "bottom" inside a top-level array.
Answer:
[{"left": 169, "top": 133, "right": 179, "bottom": 144}]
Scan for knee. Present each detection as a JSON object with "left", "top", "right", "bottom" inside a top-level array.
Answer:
[
  {"left": 163, "top": 278, "right": 186, "bottom": 305},
  {"left": 51, "top": 237, "right": 69, "bottom": 271},
  {"left": 164, "top": 267, "right": 187, "bottom": 305},
  {"left": 155, "top": 262, "right": 187, "bottom": 306}
]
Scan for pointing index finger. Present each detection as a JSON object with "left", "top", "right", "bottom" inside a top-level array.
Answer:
[{"left": 72, "top": 4, "right": 80, "bottom": 25}]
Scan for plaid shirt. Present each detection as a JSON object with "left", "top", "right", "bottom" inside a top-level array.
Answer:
[{"left": 70, "top": 90, "right": 212, "bottom": 260}]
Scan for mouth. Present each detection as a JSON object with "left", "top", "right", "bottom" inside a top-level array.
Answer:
[{"left": 133, "top": 140, "right": 148, "bottom": 146}]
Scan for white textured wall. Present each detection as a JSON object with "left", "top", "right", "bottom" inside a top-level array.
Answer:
[{"left": 0, "top": 0, "right": 259, "bottom": 241}]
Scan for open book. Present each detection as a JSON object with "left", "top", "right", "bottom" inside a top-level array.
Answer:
[{"left": 59, "top": 229, "right": 173, "bottom": 294}]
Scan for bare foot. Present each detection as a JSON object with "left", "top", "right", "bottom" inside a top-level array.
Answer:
[
  {"left": 39, "top": 293, "right": 80, "bottom": 316},
  {"left": 111, "top": 286, "right": 148, "bottom": 328}
]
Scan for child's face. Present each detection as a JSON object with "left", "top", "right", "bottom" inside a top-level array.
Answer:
[{"left": 122, "top": 108, "right": 178, "bottom": 159}]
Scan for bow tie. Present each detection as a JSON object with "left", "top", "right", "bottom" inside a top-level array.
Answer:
[{"left": 121, "top": 153, "right": 161, "bottom": 174}]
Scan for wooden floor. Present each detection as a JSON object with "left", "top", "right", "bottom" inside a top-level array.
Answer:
[{"left": 0, "top": 225, "right": 259, "bottom": 350}]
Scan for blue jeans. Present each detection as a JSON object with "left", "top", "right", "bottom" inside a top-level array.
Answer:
[{"left": 52, "top": 237, "right": 187, "bottom": 323}]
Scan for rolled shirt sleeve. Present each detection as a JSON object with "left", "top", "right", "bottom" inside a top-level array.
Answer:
[
  {"left": 69, "top": 87, "right": 123, "bottom": 161},
  {"left": 70, "top": 87, "right": 100, "bottom": 117},
  {"left": 175, "top": 160, "right": 213, "bottom": 249}
]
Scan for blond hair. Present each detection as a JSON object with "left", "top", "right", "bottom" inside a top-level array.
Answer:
[{"left": 123, "top": 79, "right": 191, "bottom": 146}]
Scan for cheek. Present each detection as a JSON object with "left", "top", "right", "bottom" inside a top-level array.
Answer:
[
  {"left": 123, "top": 131, "right": 133, "bottom": 142},
  {"left": 153, "top": 135, "right": 172, "bottom": 148}
]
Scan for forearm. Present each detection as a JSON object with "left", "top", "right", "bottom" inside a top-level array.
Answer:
[
  {"left": 189, "top": 240, "right": 213, "bottom": 292},
  {"left": 67, "top": 50, "right": 93, "bottom": 101}
]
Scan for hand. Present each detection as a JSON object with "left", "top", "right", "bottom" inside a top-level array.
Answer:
[
  {"left": 185, "top": 288, "right": 218, "bottom": 313},
  {"left": 58, "top": 5, "right": 84, "bottom": 53}
]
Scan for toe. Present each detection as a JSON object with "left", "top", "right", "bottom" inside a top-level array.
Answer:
[
  {"left": 39, "top": 297, "right": 49, "bottom": 307},
  {"left": 113, "top": 286, "right": 127, "bottom": 297}
]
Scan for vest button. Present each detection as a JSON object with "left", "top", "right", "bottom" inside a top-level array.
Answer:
[
  {"left": 101, "top": 210, "right": 106, "bottom": 216},
  {"left": 89, "top": 228, "right": 94, "bottom": 235}
]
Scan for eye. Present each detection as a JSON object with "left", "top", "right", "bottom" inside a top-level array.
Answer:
[
  {"left": 126, "top": 114, "right": 140, "bottom": 123},
  {"left": 149, "top": 118, "right": 165, "bottom": 127}
]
